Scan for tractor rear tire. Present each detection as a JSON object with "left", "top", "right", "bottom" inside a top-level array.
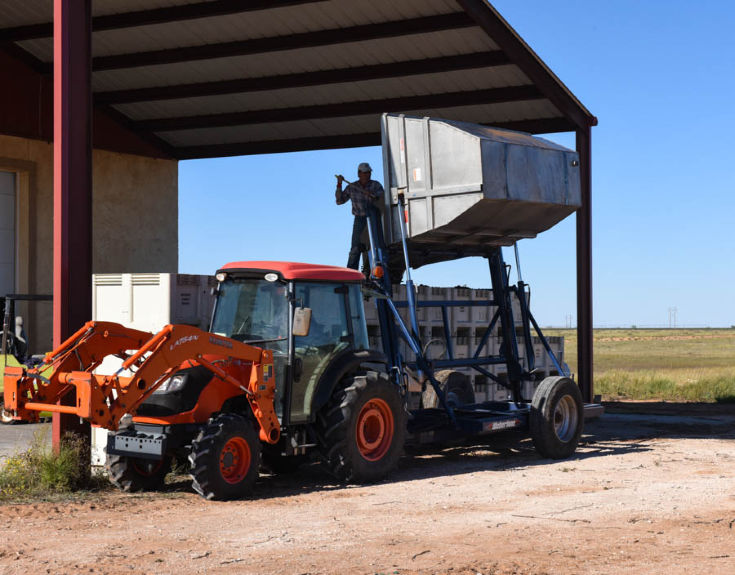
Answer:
[
  {"left": 529, "top": 376, "right": 584, "bottom": 459},
  {"left": 106, "top": 454, "right": 171, "bottom": 492},
  {"left": 421, "top": 370, "right": 475, "bottom": 409},
  {"left": 317, "top": 371, "right": 406, "bottom": 483},
  {"left": 189, "top": 413, "right": 261, "bottom": 500}
]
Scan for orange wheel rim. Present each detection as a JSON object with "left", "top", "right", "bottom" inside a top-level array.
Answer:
[
  {"left": 219, "top": 437, "right": 251, "bottom": 484},
  {"left": 356, "top": 398, "right": 394, "bottom": 461}
]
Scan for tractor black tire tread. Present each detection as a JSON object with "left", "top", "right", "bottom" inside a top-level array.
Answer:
[
  {"left": 188, "top": 412, "right": 260, "bottom": 501},
  {"left": 106, "top": 453, "right": 171, "bottom": 492},
  {"left": 316, "top": 370, "right": 406, "bottom": 483},
  {"left": 529, "top": 376, "right": 584, "bottom": 459}
]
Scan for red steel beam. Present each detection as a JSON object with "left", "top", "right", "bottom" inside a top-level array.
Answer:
[
  {"left": 52, "top": 0, "right": 93, "bottom": 446},
  {"left": 576, "top": 127, "right": 593, "bottom": 402}
]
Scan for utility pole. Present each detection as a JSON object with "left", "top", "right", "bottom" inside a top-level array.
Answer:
[{"left": 668, "top": 306, "right": 677, "bottom": 328}]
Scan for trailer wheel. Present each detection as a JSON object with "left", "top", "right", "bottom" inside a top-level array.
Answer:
[
  {"left": 421, "top": 370, "right": 475, "bottom": 409},
  {"left": 317, "top": 371, "right": 406, "bottom": 483},
  {"left": 529, "top": 376, "right": 584, "bottom": 459},
  {"left": 106, "top": 454, "right": 171, "bottom": 492},
  {"left": 1, "top": 406, "right": 18, "bottom": 425},
  {"left": 189, "top": 413, "right": 260, "bottom": 500}
]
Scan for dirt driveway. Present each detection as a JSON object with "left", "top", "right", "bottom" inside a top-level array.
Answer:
[{"left": 1, "top": 405, "right": 734, "bottom": 575}]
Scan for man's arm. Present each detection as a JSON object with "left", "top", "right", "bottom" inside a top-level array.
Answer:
[{"left": 335, "top": 175, "right": 349, "bottom": 205}]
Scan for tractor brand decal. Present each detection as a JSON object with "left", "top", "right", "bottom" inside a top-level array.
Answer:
[
  {"left": 169, "top": 335, "right": 199, "bottom": 351},
  {"left": 491, "top": 419, "right": 519, "bottom": 431},
  {"left": 209, "top": 336, "right": 234, "bottom": 349},
  {"left": 263, "top": 364, "right": 273, "bottom": 380}
]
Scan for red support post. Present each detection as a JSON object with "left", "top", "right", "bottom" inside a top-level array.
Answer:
[
  {"left": 576, "top": 127, "right": 593, "bottom": 403},
  {"left": 52, "top": 0, "right": 93, "bottom": 446}
]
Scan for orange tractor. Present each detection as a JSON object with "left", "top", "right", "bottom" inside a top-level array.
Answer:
[{"left": 4, "top": 261, "right": 406, "bottom": 500}]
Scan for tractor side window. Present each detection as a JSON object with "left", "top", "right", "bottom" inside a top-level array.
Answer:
[
  {"left": 348, "top": 284, "right": 369, "bottom": 351},
  {"left": 291, "top": 283, "right": 349, "bottom": 423}
]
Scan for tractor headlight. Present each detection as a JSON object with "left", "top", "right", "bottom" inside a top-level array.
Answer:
[{"left": 154, "top": 374, "right": 187, "bottom": 394}]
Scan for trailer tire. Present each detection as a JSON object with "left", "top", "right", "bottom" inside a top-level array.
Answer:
[
  {"left": 421, "top": 370, "right": 475, "bottom": 409},
  {"left": 189, "top": 413, "right": 260, "bottom": 500},
  {"left": 317, "top": 371, "right": 406, "bottom": 483},
  {"left": 106, "top": 454, "right": 171, "bottom": 492},
  {"left": 529, "top": 376, "right": 584, "bottom": 459},
  {"left": 1, "top": 407, "right": 19, "bottom": 425}
]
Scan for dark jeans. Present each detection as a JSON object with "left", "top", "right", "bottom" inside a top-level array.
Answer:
[{"left": 347, "top": 208, "right": 385, "bottom": 270}]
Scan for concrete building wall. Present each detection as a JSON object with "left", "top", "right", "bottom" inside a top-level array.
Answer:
[{"left": 0, "top": 134, "right": 178, "bottom": 353}]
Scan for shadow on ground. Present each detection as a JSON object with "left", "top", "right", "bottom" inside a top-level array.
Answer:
[
  {"left": 4, "top": 404, "right": 734, "bottom": 502},
  {"left": 165, "top": 405, "right": 735, "bottom": 500}
]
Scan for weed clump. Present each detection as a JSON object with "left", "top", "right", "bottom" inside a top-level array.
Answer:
[
  {"left": 597, "top": 370, "right": 735, "bottom": 403},
  {"left": 0, "top": 430, "right": 107, "bottom": 501}
]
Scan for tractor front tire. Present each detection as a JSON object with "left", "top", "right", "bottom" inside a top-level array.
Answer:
[
  {"left": 317, "top": 371, "right": 406, "bottom": 483},
  {"left": 529, "top": 376, "right": 584, "bottom": 459},
  {"left": 106, "top": 454, "right": 171, "bottom": 492},
  {"left": 189, "top": 413, "right": 261, "bottom": 500}
]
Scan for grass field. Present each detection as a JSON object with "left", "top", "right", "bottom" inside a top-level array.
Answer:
[
  {"left": 546, "top": 328, "right": 735, "bottom": 403},
  {"left": 2, "top": 330, "right": 734, "bottom": 403}
]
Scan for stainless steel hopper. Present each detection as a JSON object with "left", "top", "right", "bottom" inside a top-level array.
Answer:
[{"left": 380, "top": 114, "right": 580, "bottom": 269}]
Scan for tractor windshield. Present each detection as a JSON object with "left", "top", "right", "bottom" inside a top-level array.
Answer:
[{"left": 211, "top": 278, "right": 289, "bottom": 344}]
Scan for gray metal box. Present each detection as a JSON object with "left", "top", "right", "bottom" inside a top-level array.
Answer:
[{"left": 380, "top": 114, "right": 581, "bottom": 268}]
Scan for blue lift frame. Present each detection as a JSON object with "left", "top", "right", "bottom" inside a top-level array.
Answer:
[{"left": 363, "top": 192, "right": 577, "bottom": 440}]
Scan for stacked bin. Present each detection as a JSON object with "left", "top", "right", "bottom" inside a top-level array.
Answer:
[{"left": 364, "top": 284, "right": 565, "bottom": 403}]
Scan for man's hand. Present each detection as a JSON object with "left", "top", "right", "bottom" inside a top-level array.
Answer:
[{"left": 335, "top": 174, "right": 345, "bottom": 186}]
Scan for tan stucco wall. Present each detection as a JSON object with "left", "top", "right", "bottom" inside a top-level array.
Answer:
[{"left": 0, "top": 134, "right": 178, "bottom": 353}]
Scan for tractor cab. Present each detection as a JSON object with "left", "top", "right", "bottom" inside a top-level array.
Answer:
[{"left": 212, "top": 261, "right": 374, "bottom": 426}]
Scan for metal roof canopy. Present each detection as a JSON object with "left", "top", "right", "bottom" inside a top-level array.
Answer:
[{"left": 0, "top": 0, "right": 596, "bottom": 439}]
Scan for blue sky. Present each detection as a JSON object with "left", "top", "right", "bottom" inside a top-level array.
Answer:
[{"left": 179, "top": 1, "right": 735, "bottom": 328}]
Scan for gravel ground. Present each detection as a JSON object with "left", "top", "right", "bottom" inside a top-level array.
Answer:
[{"left": 1, "top": 405, "right": 734, "bottom": 574}]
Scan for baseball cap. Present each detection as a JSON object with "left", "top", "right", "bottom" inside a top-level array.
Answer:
[{"left": 358, "top": 162, "right": 373, "bottom": 173}]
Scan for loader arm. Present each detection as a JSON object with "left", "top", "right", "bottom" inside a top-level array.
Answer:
[{"left": 3, "top": 321, "right": 280, "bottom": 442}]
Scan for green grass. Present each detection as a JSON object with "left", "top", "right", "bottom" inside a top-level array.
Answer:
[
  {"left": 545, "top": 328, "right": 735, "bottom": 403},
  {"left": 0, "top": 429, "right": 108, "bottom": 502}
]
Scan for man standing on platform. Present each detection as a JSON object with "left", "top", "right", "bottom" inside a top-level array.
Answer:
[{"left": 335, "top": 162, "right": 385, "bottom": 270}]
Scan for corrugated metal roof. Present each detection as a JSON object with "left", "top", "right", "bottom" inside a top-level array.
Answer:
[
  {"left": 0, "top": 0, "right": 595, "bottom": 159},
  {"left": 84, "top": 28, "right": 498, "bottom": 92},
  {"left": 159, "top": 99, "right": 561, "bottom": 147},
  {"left": 114, "top": 65, "right": 528, "bottom": 121}
]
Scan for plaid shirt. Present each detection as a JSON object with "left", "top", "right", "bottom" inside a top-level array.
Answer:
[{"left": 336, "top": 180, "right": 384, "bottom": 216}]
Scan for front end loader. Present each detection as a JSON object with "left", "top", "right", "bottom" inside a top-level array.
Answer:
[{"left": 4, "top": 320, "right": 280, "bottom": 499}]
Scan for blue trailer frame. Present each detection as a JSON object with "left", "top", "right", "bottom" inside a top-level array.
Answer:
[{"left": 362, "top": 194, "right": 599, "bottom": 442}]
